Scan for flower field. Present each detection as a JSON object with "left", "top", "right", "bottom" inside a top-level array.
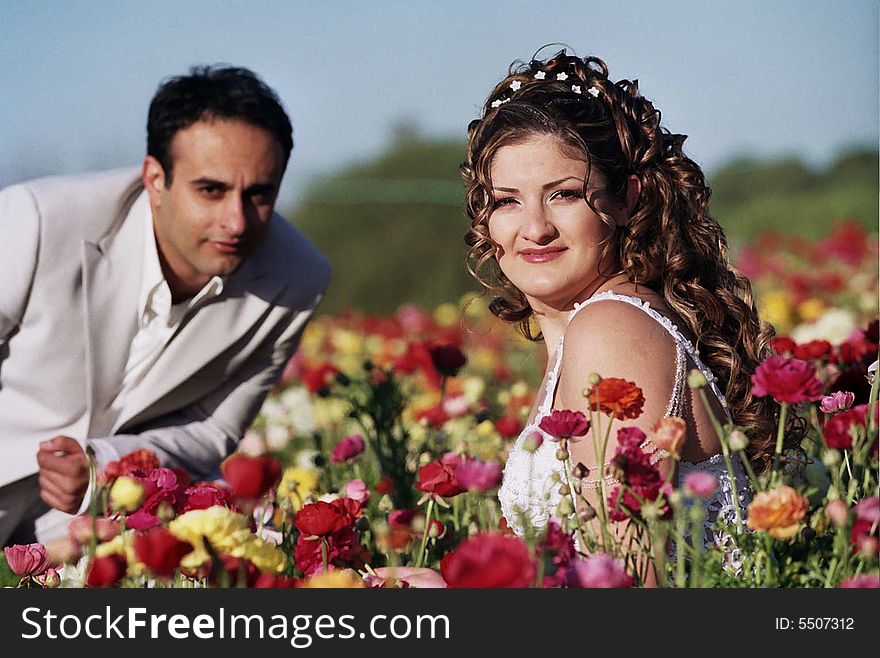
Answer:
[{"left": 3, "top": 221, "right": 878, "bottom": 588}]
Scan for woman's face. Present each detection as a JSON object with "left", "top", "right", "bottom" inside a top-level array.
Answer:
[{"left": 487, "top": 134, "right": 624, "bottom": 311}]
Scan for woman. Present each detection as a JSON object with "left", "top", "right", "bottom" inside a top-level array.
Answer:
[{"left": 462, "top": 50, "right": 799, "bottom": 559}]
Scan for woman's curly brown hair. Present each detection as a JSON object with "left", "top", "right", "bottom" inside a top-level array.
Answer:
[{"left": 461, "top": 49, "right": 803, "bottom": 471}]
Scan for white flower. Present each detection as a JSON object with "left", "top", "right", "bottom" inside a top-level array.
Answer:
[
  {"left": 571, "top": 85, "right": 582, "bottom": 94},
  {"left": 556, "top": 72, "right": 568, "bottom": 81},
  {"left": 491, "top": 99, "right": 502, "bottom": 108},
  {"left": 587, "top": 86, "right": 600, "bottom": 97},
  {"left": 510, "top": 80, "right": 522, "bottom": 91},
  {"left": 534, "top": 71, "right": 546, "bottom": 80}
]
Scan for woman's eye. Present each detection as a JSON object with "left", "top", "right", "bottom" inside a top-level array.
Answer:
[
  {"left": 553, "top": 189, "right": 583, "bottom": 201},
  {"left": 491, "top": 197, "right": 517, "bottom": 210}
]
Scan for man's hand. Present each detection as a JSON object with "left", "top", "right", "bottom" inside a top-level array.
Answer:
[{"left": 36, "top": 436, "right": 90, "bottom": 514}]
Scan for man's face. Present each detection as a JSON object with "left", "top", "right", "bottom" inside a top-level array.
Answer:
[{"left": 143, "top": 118, "right": 286, "bottom": 298}]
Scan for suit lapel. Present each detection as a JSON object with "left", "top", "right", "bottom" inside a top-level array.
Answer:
[
  {"left": 81, "top": 190, "right": 147, "bottom": 434},
  {"left": 112, "top": 260, "right": 287, "bottom": 433}
]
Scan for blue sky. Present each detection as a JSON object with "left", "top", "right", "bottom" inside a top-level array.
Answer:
[{"left": 1, "top": 0, "right": 877, "bottom": 207}]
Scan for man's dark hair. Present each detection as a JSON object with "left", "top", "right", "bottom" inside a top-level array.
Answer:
[{"left": 147, "top": 65, "right": 293, "bottom": 183}]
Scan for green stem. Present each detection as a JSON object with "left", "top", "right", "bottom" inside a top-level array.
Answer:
[
  {"left": 771, "top": 402, "right": 789, "bottom": 486},
  {"left": 414, "top": 498, "right": 435, "bottom": 569},
  {"left": 698, "top": 389, "right": 744, "bottom": 531},
  {"left": 321, "top": 540, "right": 329, "bottom": 574}
]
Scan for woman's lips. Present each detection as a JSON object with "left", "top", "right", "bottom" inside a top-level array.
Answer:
[{"left": 518, "top": 247, "right": 566, "bottom": 263}]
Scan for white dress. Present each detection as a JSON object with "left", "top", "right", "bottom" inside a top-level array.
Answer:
[{"left": 498, "top": 291, "right": 752, "bottom": 556}]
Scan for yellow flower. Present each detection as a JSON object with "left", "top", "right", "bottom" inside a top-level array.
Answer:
[
  {"left": 461, "top": 376, "right": 485, "bottom": 404},
  {"left": 747, "top": 485, "right": 809, "bottom": 539},
  {"left": 331, "top": 329, "right": 364, "bottom": 356},
  {"left": 237, "top": 538, "right": 287, "bottom": 574},
  {"left": 758, "top": 290, "right": 793, "bottom": 333},
  {"left": 109, "top": 476, "right": 145, "bottom": 512},
  {"left": 475, "top": 420, "right": 497, "bottom": 439},
  {"left": 797, "top": 298, "right": 825, "bottom": 323},
  {"left": 169, "top": 507, "right": 253, "bottom": 568},
  {"left": 278, "top": 466, "right": 320, "bottom": 511},
  {"left": 434, "top": 303, "right": 459, "bottom": 327},
  {"left": 299, "top": 569, "right": 365, "bottom": 588}
]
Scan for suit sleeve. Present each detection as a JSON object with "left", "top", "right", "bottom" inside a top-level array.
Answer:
[
  {"left": 88, "top": 290, "right": 325, "bottom": 480},
  {"left": 0, "top": 184, "right": 41, "bottom": 350}
]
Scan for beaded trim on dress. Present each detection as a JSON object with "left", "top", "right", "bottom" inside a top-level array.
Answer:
[{"left": 497, "top": 291, "right": 751, "bottom": 555}]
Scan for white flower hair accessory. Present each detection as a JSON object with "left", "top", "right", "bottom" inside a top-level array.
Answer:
[
  {"left": 510, "top": 80, "right": 522, "bottom": 91},
  {"left": 490, "top": 98, "right": 511, "bottom": 109},
  {"left": 571, "top": 85, "right": 582, "bottom": 94},
  {"left": 534, "top": 71, "right": 546, "bottom": 80},
  {"left": 556, "top": 72, "right": 568, "bottom": 81},
  {"left": 587, "top": 86, "right": 600, "bottom": 97}
]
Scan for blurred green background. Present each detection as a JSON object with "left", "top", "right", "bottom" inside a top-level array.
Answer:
[{"left": 288, "top": 133, "right": 878, "bottom": 314}]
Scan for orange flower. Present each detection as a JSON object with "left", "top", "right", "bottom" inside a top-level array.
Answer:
[
  {"left": 747, "top": 485, "right": 809, "bottom": 539},
  {"left": 584, "top": 377, "right": 645, "bottom": 420},
  {"left": 649, "top": 417, "right": 686, "bottom": 455}
]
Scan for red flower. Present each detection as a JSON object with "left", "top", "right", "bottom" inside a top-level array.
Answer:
[
  {"left": 181, "top": 483, "right": 236, "bottom": 512},
  {"left": 607, "top": 427, "right": 670, "bottom": 521},
  {"left": 301, "top": 362, "right": 341, "bottom": 394},
  {"left": 494, "top": 415, "right": 522, "bottom": 439},
  {"left": 440, "top": 532, "right": 535, "bottom": 588},
  {"left": 770, "top": 336, "right": 797, "bottom": 356},
  {"left": 221, "top": 453, "right": 282, "bottom": 500},
  {"left": 585, "top": 378, "right": 645, "bottom": 420},
  {"left": 293, "top": 526, "right": 369, "bottom": 576},
  {"left": 823, "top": 404, "right": 869, "bottom": 450},
  {"left": 101, "top": 448, "right": 160, "bottom": 485},
  {"left": 415, "top": 460, "right": 466, "bottom": 498},
  {"left": 133, "top": 527, "right": 193, "bottom": 578},
  {"left": 793, "top": 340, "right": 832, "bottom": 361},
  {"left": 375, "top": 477, "right": 395, "bottom": 495},
  {"left": 330, "top": 434, "right": 366, "bottom": 463},
  {"left": 86, "top": 554, "right": 127, "bottom": 588},
  {"left": 535, "top": 520, "right": 577, "bottom": 588},
  {"left": 539, "top": 409, "right": 590, "bottom": 440},
  {"left": 295, "top": 501, "right": 350, "bottom": 537},
  {"left": 750, "top": 356, "right": 825, "bottom": 403},
  {"left": 254, "top": 573, "right": 300, "bottom": 588},
  {"left": 850, "top": 496, "right": 879, "bottom": 557},
  {"left": 414, "top": 404, "right": 449, "bottom": 428},
  {"left": 429, "top": 344, "right": 467, "bottom": 377}
]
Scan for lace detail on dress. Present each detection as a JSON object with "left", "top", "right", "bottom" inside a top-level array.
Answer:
[{"left": 498, "top": 291, "right": 751, "bottom": 555}]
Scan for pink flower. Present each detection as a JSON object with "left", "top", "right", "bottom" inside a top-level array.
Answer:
[
  {"left": 344, "top": 479, "right": 371, "bottom": 503},
  {"left": 365, "top": 567, "right": 447, "bottom": 588},
  {"left": 750, "top": 356, "right": 825, "bottom": 403},
  {"left": 455, "top": 459, "right": 503, "bottom": 492},
  {"left": 442, "top": 395, "right": 471, "bottom": 418},
  {"left": 4, "top": 543, "right": 51, "bottom": 577},
  {"left": 838, "top": 574, "right": 880, "bottom": 588},
  {"left": 566, "top": 553, "right": 633, "bottom": 588},
  {"left": 330, "top": 434, "right": 366, "bottom": 463},
  {"left": 820, "top": 391, "right": 855, "bottom": 414},
  {"left": 683, "top": 472, "right": 718, "bottom": 498},
  {"left": 539, "top": 410, "right": 590, "bottom": 440},
  {"left": 68, "top": 515, "right": 120, "bottom": 545}
]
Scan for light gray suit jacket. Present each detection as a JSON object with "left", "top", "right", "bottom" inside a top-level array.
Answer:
[{"left": 0, "top": 167, "right": 330, "bottom": 488}]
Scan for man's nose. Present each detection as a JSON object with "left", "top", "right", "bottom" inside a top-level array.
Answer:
[{"left": 220, "top": 196, "right": 247, "bottom": 237}]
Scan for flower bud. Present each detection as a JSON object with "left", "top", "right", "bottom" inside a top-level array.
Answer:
[
  {"left": 109, "top": 476, "right": 145, "bottom": 513},
  {"left": 558, "top": 483, "right": 570, "bottom": 496},
  {"left": 728, "top": 430, "right": 749, "bottom": 452},
  {"left": 822, "top": 449, "right": 841, "bottom": 468},
  {"left": 557, "top": 497, "right": 574, "bottom": 517},
  {"left": 549, "top": 471, "right": 561, "bottom": 484},
  {"left": 578, "top": 505, "right": 597, "bottom": 522},
  {"left": 825, "top": 499, "right": 849, "bottom": 528},
  {"left": 668, "top": 490, "right": 684, "bottom": 508},
  {"left": 572, "top": 462, "right": 590, "bottom": 479},
  {"left": 523, "top": 433, "right": 544, "bottom": 453},
  {"left": 355, "top": 516, "right": 371, "bottom": 533},
  {"left": 687, "top": 369, "right": 708, "bottom": 390},
  {"left": 377, "top": 494, "right": 394, "bottom": 513},
  {"left": 38, "top": 568, "right": 61, "bottom": 588},
  {"left": 156, "top": 501, "right": 176, "bottom": 523},
  {"left": 555, "top": 448, "right": 569, "bottom": 461},
  {"left": 587, "top": 372, "right": 602, "bottom": 386}
]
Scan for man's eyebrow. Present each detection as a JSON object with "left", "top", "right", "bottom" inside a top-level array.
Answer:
[
  {"left": 190, "top": 177, "right": 229, "bottom": 188},
  {"left": 492, "top": 176, "right": 585, "bottom": 193},
  {"left": 189, "top": 178, "right": 277, "bottom": 195}
]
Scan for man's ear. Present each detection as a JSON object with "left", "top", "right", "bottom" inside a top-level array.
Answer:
[{"left": 142, "top": 156, "right": 167, "bottom": 204}]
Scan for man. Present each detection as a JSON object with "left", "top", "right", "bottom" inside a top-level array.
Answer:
[{"left": 0, "top": 66, "right": 330, "bottom": 546}]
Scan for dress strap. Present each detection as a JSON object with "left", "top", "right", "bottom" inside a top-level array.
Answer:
[{"left": 557, "top": 290, "right": 731, "bottom": 419}]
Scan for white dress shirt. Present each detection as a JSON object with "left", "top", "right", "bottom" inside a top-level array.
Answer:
[{"left": 87, "top": 204, "right": 224, "bottom": 468}]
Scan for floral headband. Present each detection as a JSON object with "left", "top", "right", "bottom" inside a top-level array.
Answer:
[{"left": 489, "top": 71, "right": 600, "bottom": 109}]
